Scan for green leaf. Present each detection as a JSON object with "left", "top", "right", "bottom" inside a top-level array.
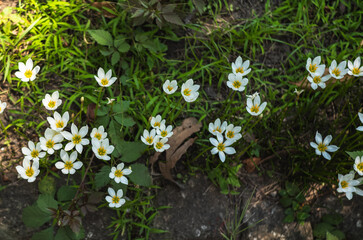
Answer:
[
  {"left": 322, "top": 213, "right": 343, "bottom": 226},
  {"left": 97, "top": 105, "right": 110, "bottom": 116},
  {"left": 296, "top": 211, "right": 310, "bottom": 221},
  {"left": 111, "top": 51, "right": 120, "bottom": 65},
  {"left": 292, "top": 200, "right": 299, "bottom": 211},
  {"left": 114, "top": 37, "right": 125, "bottom": 48},
  {"left": 31, "top": 227, "right": 54, "bottom": 240},
  {"left": 117, "top": 42, "right": 130, "bottom": 53},
  {"left": 279, "top": 197, "right": 292, "bottom": 208},
  {"left": 37, "top": 194, "right": 58, "bottom": 213},
  {"left": 192, "top": 0, "right": 205, "bottom": 14},
  {"left": 285, "top": 182, "right": 299, "bottom": 196},
  {"left": 313, "top": 222, "right": 334, "bottom": 238},
  {"left": 22, "top": 205, "right": 52, "bottom": 228},
  {"left": 88, "top": 30, "right": 113, "bottom": 46},
  {"left": 95, "top": 165, "right": 111, "bottom": 190},
  {"left": 114, "top": 114, "right": 136, "bottom": 127},
  {"left": 330, "top": 230, "right": 345, "bottom": 240},
  {"left": 346, "top": 151, "right": 363, "bottom": 160},
  {"left": 38, "top": 176, "right": 56, "bottom": 196},
  {"left": 99, "top": 49, "right": 114, "bottom": 56},
  {"left": 113, "top": 101, "right": 130, "bottom": 113},
  {"left": 283, "top": 214, "right": 294, "bottom": 223},
  {"left": 117, "top": 141, "right": 147, "bottom": 163},
  {"left": 162, "top": 13, "right": 184, "bottom": 25},
  {"left": 55, "top": 226, "right": 84, "bottom": 240},
  {"left": 57, "top": 185, "right": 77, "bottom": 202},
  {"left": 96, "top": 115, "right": 110, "bottom": 128},
  {"left": 326, "top": 231, "right": 339, "bottom": 240},
  {"left": 129, "top": 163, "right": 152, "bottom": 187}
]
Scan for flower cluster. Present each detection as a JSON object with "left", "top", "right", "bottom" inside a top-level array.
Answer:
[
  {"left": 141, "top": 114, "right": 172, "bottom": 152},
  {"left": 306, "top": 56, "right": 362, "bottom": 90},
  {"left": 163, "top": 79, "right": 200, "bottom": 102},
  {"left": 208, "top": 118, "right": 241, "bottom": 162}
]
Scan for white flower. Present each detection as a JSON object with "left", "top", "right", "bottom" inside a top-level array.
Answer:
[
  {"left": 209, "top": 133, "right": 236, "bottom": 162},
  {"left": 306, "top": 56, "right": 325, "bottom": 75},
  {"left": 156, "top": 124, "right": 173, "bottom": 138},
  {"left": 163, "top": 80, "right": 178, "bottom": 94},
  {"left": 141, "top": 129, "right": 157, "bottom": 145},
  {"left": 337, "top": 171, "right": 363, "bottom": 200},
  {"left": 357, "top": 112, "right": 363, "bottom": 131},
  {"left": 22, "top": 141, "right": 46, "bottom": 161},
  {"left": 106, "top": 97, "right": 115, "bottom": 104},
  {"left": 92, "top": 138, "right": 114, "bottom": 160},
  {"left": 16, "top": 158, "right": 40, "bottom": 182},
  {"left": 227, "top": 73, "right": 248, "bottom": 91},
  {"left": 94, "top": 67, "right": 117, "bottom": 87},
  {"left": 246, "top": 92, "right": 259, "bottom": 100},
  {"left": 354, "top": 156, "right": 363, "bottom": 176},
  {"left": 181, "top": 79, "right": 200, "bottom": 102},
  {"left": 208, "top": 118, "right": 228, "bottom": 136},
  {"left": 347, "top": 57, "right": 363, "bottom": 77},
  {"left": 0, "top": 100, "right": 7, "bottom": 114},
  {"left": 329, "top": 60, "right": 348, "bottom": 79},
  {"left": 62, "top": 123, "right": 89, "bottom": 154},
  {"left": 39, "top": 128, "right": 63, "bottom": 154},
  {"left": 90, "top": 126, "right": 107, "bottom": 141},
  {"left": 42, "top": 91, "right": 62, "bottom": 110},
  {"left": 153, "top": 136, "right": 170, "bottom": 152},
  {"left": 307, "top": 67, "right": 331, "bottom": 90},
  {"left": 47, "top": 111, "right": 69, "bottom": 132},
  {"left": 294, "top": 88, "right": 304, "bottom": 96},
  {"left": 224, "top": 124, "right": 242, "bottom": 142},
  {"left": 55, "top": 150, "right": 83, "bottom": 175},
  {"left": 14, "top": 58, "right": 41, "bottom": 82},
  {"left": 310, "top": 131, "right": 339, "bottom": 160},
  {"left": 150, "top": 115, "right": 166, "bottom": 130},
  {"left": 109, "top": 163, "right": 132, "bottom": 184},
  {"left": 232, "top": 56, "right": 251, "bottom": 76},
  {"left": 105, "top": 187, "right": 125, "bottom": 208},
  {"left": 246, "top": 95, "right": 267, "bottom": 116}
]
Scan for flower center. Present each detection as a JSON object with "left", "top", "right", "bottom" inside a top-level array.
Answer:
[
  {"left": 98, "top": 147, "right": 106, "bottom": 156},
  {"left": 112, "top": 196, "right": 120, "bottom": 204},
  {"left": 167, "top": 85, "right": 173, "bottom": 92},
  {"left": 227, "top": 131, "right": 235, "bottom": 139},
  {"left": 48, "top": 100, "right": 56, "bottom": 108},
  {"left": 24, "top": 70, "right": 33, "bottom": 78},
  {"left": 352, "top": 67, "right": 360, "bottom": 75},
  {"left": 94, "top": 133, "right": 102, "bottom": 140},
  {"left": 332, "top": 68, "right": 341, "bottom": 76},
  {"left": 31, "top": 149, "right": 39, "bottom": 158},
  {"left": 114, "top": 169, "right": 123, "bottom": 178},
  {"left": 161, "top": 130, "right": 168, "bottom": 137},
  {"left": 155, "top": 141, "right": 164, "bottom": 149},
  {"left": 236, "top": 67, "right": 244, "bottom": 74},
  {"left": 251, "top": 104, "right": 259, "bottom": 113},
  {"left": 0, "top": 107, "right": 1, "bottom": 112},
  {"left": 25, "top": 167, "right": 34, "bottom": 177},
  {"left": 233, "top": 80, "right": 241, "bottom": 89},
  {"left": 340, "top": 180, "right": 348, "bottom": 189},
  {"left": 357, "top": 163, "right": 363, "bottom": 172},
  {"left": 72, "top": 134, "right": 82, "bottom": 144},
  {"left": 46, "top": 139, "right": 55, "bottom": 149},
  {"left": 55, "top": 120, "right": 64, "bottom": 128},
  {"left": 217, "top": 143, "right": 225, "bottom": 151},
  {"left": 313, "top": 76, "right": 321, "bottom": 84},
  {"left": 317, "top": 143, "right": 327, "bottom": 152},
  {"left": 101, "top": 78, "right": 109, "bottom": 86},
  {"left": 213, "top": 127, "right": 221, "bottom": 133},
  {"left": 64, "top": 161, "right": 74, "bottom": 170},
  {"left": 146, "top": 136, "right": 153, "bottom": 144},
  {"left": 309, "top": 64, "right": 317, "bottom": 73},
  {"left": 183, "top": 88, "right": 191, "bottom": 96}
]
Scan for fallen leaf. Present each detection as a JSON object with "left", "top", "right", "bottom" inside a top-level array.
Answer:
[
  {"left": 91, "top": 1, "right": 117, "bottom": 18},
  {"left": 242, "top": 157, "right": 262, "bottom": 173}
]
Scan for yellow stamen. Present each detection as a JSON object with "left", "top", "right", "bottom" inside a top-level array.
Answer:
[
  {"left": 155, "top": 141, "right": 163, "bottom": 149},
  {"left": 309, "top": 64, "right": 317, "bottom": 73},
  {"left": 48, "top": 100, "right": 56, "bottom": 108},
  {"left": 313, "top": 76, "right": 321, "bottom": 84},
  {"left": 153, "top": 122, "right": 160, "bottom": 128},
  {"left": 112, "top": 196, "right": 120, "bottom": 204},
  {"left": 183, "top": 88, "right": 191, "bottom": 96},
  {"left": 31, "top": 149, "right": 39, "bottom": 158},
  {"left": 46, "top": 139, "right": 55, "bottom": 149},
  {"left": 72, "top": 134, "right": 81, "bottom": 144},
  {"left": 55, "top": 120, "right": 64, "bottom": 129},
  {"left": 352, "top": 67, "right": 360, "bottom": 75},
  {"left": 236, "top": 67, "right": 244, "bottom": 74},
  {"left": 101, "top": 78, "right": 109, "bottom": 86},
  {"left": 250, "top": 104, "right": 259, "bottom": 113},
  {"left": 94, "top": 133, "right": 102, "bottom": 140},
  {"left": 317, "top": 143, "right": 327, "bottom": 152},
  {"left": 341, "top": 180, "right": 348, "bottom": 189},
  {"left": 24, "top": 70, "right": 33, "bottom": 78},
  {"left": 232, "top": 80, "right": 241, "bottom": 89},
  {"left": 332, "top": 68, "right": 341, "bottom": 76},
  {"left": 98, "top": 147, "right": 106, "bottom": 156},
  {"left": 64, "top": 161, "right": 73, "bottom": 170},
  {"left": 167, "top": 85, "right": 173, "bottom": 92},
  {"left": 227, "top": 131, "right": 235, "bottom": 139},
  {"left": 357, "top": 163, "right": 363, "bottom": 172},
  {"left": 114, "top": 170, "right": 123, "bottom": 178},
  {"left": 146, "top": 136, "right": 153, "bottom": 144},
  {"left": 25, "top": 167, "right": 34, "bottom": 177},
  {"left": 161, "top": 130, "right": 168, "bottom": 137},
  {"left": 217, "top": 143, "right": 225, "bottom": 151}
]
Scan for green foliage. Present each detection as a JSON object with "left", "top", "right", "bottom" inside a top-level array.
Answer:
[
  {"left": 208, "top": 163, "right": 242, "bottom": 195},
  {"left": 346, "top": 151, "right": 363, "bottom": 160},
  {"left": 313, "top": 213, "right": 345, "bottom": 240},
  {"left": 38, "top": 176, "right": 56, "bottom": 196},
  {"left": 57, "top": 186, "right": 77, "bottom": 202},
  {"left": 31, "top": 227, "right": 54, "bottom": 240},
  {"left": 129, "top": 163, "right": 152, "bottom": 187},
  {"left": 22, "top": 204, "right": 52, "bottom": 228},
  {"left": 95, "top": 165, "right": 112, "bottom": 190}
]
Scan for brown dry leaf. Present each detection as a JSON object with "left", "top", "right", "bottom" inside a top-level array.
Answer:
[
  {"left": 91, "top": 2, "right": 117, "bottom": 18},
  {"left": 150, "top": 117, "right": 202, "bottom": 182},
  {"left": 291, "top": 68, "right": 351, "bottom": 89},
  {"left": 242, "top": 157, "right": 262, "bottom": 173}
]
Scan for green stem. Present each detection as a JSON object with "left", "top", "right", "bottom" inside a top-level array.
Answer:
[
  {"left": 171, "top": 100, "right": 187, "bottom": 123},
  {"left": 216, "top": 90, "right": 234, "bottom": 117},
  {"left": 0, "top": 118, "right": 8, "bottom": 139},
  {"left": 94, "top": 87, "right": 104, "bottom": 119},
  {"left": 192, "top": 145, "right": 214, "bottom": 162},
  {"left": 167, "top": 96, "right": 183, "bottom": 122}
]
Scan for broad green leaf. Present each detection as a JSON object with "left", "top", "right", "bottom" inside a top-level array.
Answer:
[
  {"left": 285, "top": 181, "right": 299, "bottom": 196},
  {"left": 113, "top": 101, "right": 130, "bottom": 113},
  {"left": 330, "top": 230, "right": 345, "bottom": 240},
  {"left": 95, "top": 165, "right": 111, "bottom": 190},
  {"left": 96, "top": 105, "right": 110, "bottom": 116},
  {"left": 96, "top": 115, "right": 110, "bottom": 128},
  {"left": 346, "top": 151, "right": 363, "bottom": 160},
  {"left": 55, "top": 227, "right": 84, "bottom": 240},
  {"left": 99, "top": 49, "right": 114, "bottom": 56},
  {"left": 31, "top": 227, "right": 54, "bottom": 240},
  {"left": 118, "top": 141, "right": 147, "bottom": 163},
  {"left": 111, "top": 51, "right": 120, "bottom": 65},
  {"left": 88, "top": 30, "right": 113, "bottom": 46},
  {"left": 279, "top": 197, "right": 292, "bottom": 208},
  {"left": 57, "top": 185, "right": 77, "bottom": 202},
  {"left": 38, "top": 176, "right": 56, "bottom": 196},
  {"left": 129, "top": 163, "right": 152, "bottom": 187},
  {"left": 313, "top": 222, "right": 334, "bottom": 238},
  {"left": 114, "top": 114, "right": 136, "bottom": 127},
  {"left": 296, "top": 211, "right": 310, "bottom": 221},
  {"left": 117, "top": 42, "right": 130, "bottom": 53},
  {"left": 162, "top": 13, "right": 184, "bottom": 25},
  {"left": 283, "top": 214, "right": 294, "bottom": 223},
  {"left": 22, "top": 205, "right": 52, "bottom": 228},
  {"left": 322, "top": 213, "right": 343, "bottom": 226},
  {"left": 37, "top": 194, "right": 58, "bottom": 213},
  {"left": 114, "top": 37, "right": 125, "bottom": 48},
  {"left": 192, "top": 0, "right": 205, "bottom": 14},
  {"left": 326, "top": 231, "right": 339, "bottom": 240}
]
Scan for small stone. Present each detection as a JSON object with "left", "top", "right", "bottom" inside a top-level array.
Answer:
[
  {"left": 194, "top": 229, "right": 201, "bottom": 237},
  {"left": 357, "top": 219, "right": 362, "bottom": 228},
  {"left": 201, "top": 225, "right": 208, "bottom": 231}
]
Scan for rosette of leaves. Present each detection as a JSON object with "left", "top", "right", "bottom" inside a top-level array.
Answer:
[{"left": 313, "top": 213, "right": 345, "bottom": 240}]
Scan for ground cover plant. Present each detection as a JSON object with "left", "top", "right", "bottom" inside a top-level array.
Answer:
[{"left": 0, "top": 0, "right": 363, "bottom": 239}]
